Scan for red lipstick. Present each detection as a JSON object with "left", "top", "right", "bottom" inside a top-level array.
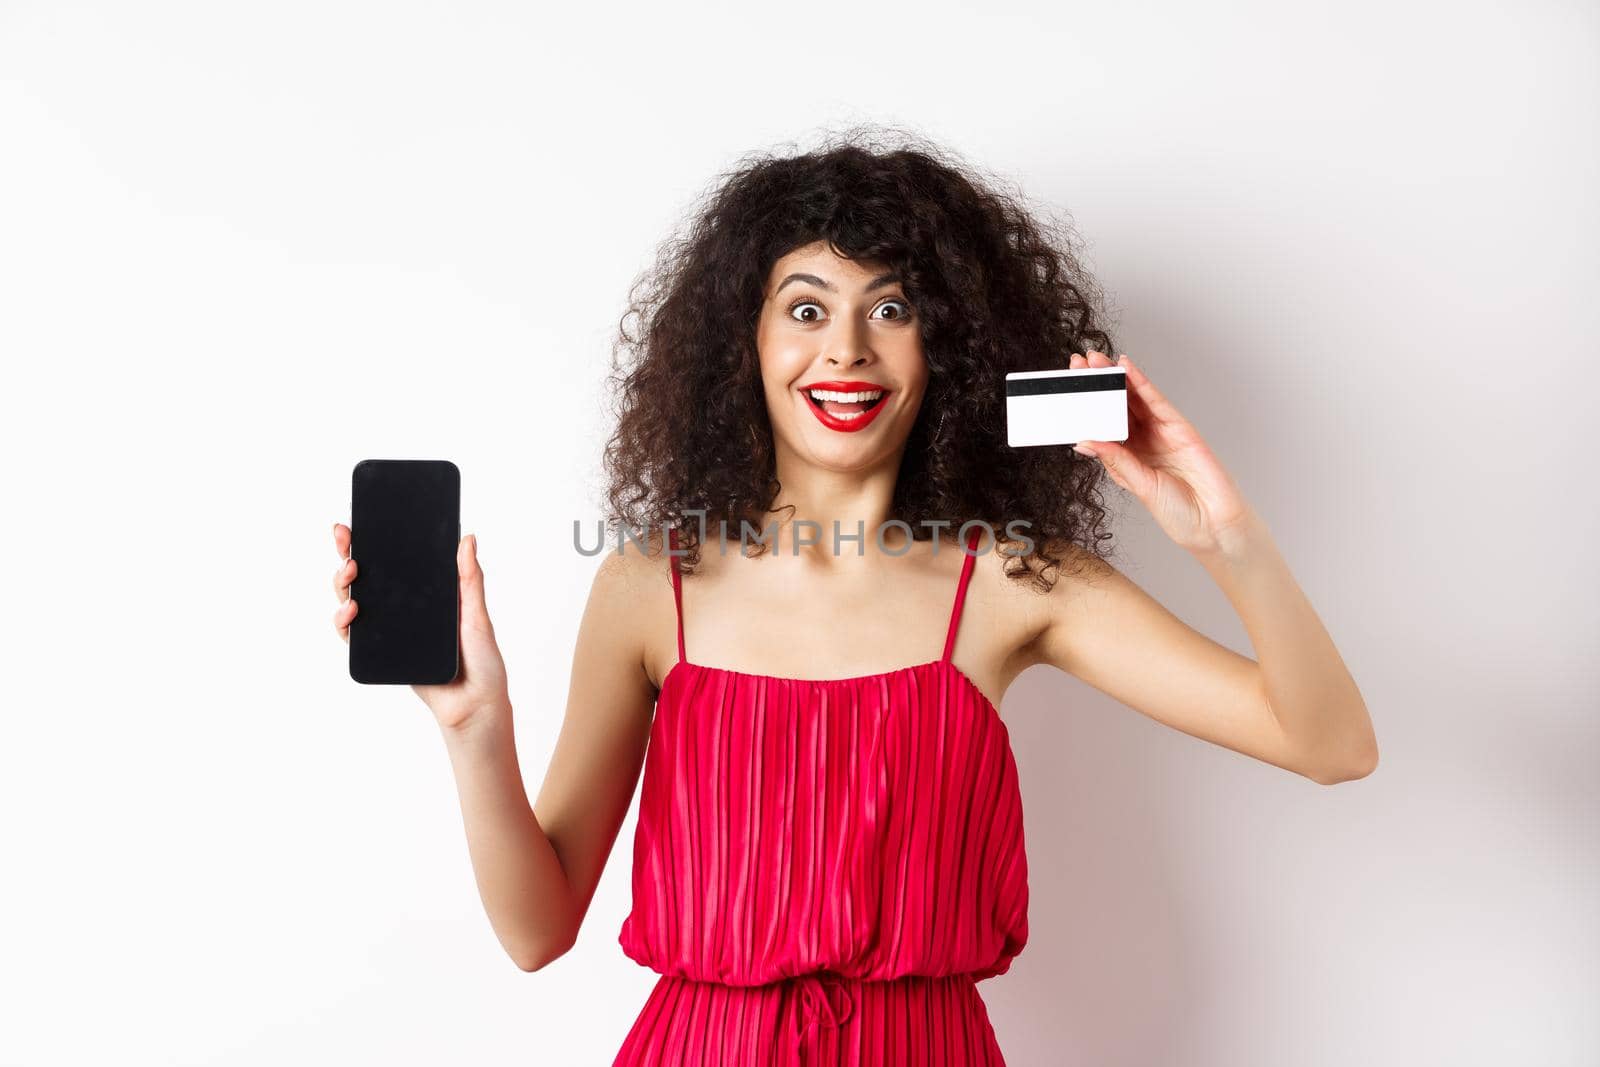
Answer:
[{"left": 798, "top": 379, "right": 892, "bottom": 433}]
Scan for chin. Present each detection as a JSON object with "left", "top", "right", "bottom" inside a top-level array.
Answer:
[{"left": 793, "top": 428, "right": 905, "bottom": 471}]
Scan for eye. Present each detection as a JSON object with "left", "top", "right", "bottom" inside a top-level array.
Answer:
[
  {"left": 785, "top": 296, "right": 914, "bottom": 323},
  {"left": 787, "top": 298, "right": 824, "bottom": 323}
]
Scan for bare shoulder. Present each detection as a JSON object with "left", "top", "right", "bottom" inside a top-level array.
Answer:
[
  {"left": 972, "top": 533, "right": 1126, "bottom": 674},
  {"left": 1009, "top": 532, "right": 1215, "bottom": 689},
  {"left": 584, "top": 529, "right": 677, "bottom": 690},
  {"left": 592, "top": 528, "right": 673, "bottom": 593},
  {"left": 939, "top": 530, "right": 1080, "bottom": 703}
]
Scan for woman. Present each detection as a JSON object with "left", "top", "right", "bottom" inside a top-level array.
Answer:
[{"left": 329, "top": 130, "right": 1377, "bottom": 1065}]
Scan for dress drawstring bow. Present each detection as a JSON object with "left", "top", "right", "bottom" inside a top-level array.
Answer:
[{"left": 788, "top": 972, "right": 857, "bottom": 1061}]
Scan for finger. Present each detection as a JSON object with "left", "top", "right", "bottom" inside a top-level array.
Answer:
[
  {"left": 1077, "top": 439, "right": 1159, "bottom": 499},
  {"left": 459, "top": 534, "right": 494, "bottom": 637},
  {"left": 1084, "top": 349, "right": 1116, "bottom": 368},
  {"left": 333, "top": 522, "right": 351, "bottom": 560},
  {"left": 1068, "top": 351, "right": 1087, "bottom": 369},
  {"left": 334, "top": 597, "right": 358, "bottom": 642},
  {"left": 333, "top": 556, "right": 357, "bottom": 601},
  {"left": 1115, "top": 355, "right": 1186, "bottom": 428}
]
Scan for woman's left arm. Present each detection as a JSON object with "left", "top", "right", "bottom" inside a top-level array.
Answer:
[{"left": 1028, "top": 350, "right": 1378, "bottom": 786}]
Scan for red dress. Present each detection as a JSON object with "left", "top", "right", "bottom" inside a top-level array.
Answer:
[{"left": 614, "top": 526, "right": 1029, "bottom": 1065}]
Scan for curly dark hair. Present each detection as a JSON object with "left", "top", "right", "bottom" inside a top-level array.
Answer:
[{"left": 601, "top": 124, "right": 1121, "bottom": 591}]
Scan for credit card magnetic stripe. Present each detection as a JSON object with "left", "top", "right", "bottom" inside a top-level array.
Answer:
[{"left": 1004, "top": 374, "right": 1128, "bottom": 397}]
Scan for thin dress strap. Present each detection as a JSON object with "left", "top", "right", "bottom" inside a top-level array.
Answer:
[
  {"left": 941, "top": 526, "right": 983, "bottom": 664},
  {"left": 668, "top": 527, "right": 685, "bottom": 664}
]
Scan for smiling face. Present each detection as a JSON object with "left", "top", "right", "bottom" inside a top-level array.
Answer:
[{"left": 755, "top": 241, "right": 929, "bottom": 474}]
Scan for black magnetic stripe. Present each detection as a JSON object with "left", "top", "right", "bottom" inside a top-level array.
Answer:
[{"left": 1005, "top": 374, "right": 1127, "bottom": 397}]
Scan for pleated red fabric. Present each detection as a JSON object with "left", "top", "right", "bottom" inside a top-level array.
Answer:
[{"left": 613, "top": 526, "right": 1029, "bottom": 1065}]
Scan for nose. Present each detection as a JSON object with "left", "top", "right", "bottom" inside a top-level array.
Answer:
[{"left": 822, "top": 315, "right": 874, "bottom": 369}]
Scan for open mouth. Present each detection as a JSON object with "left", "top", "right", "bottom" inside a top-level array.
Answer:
[{"left": 804, "top": 387, "right": 887, "bottom": 422}]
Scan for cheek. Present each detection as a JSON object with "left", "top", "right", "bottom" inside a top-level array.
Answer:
[
  {"left": 896, "top": 349, "right": 930, "bottom": 398},
  {"left": 757, "top": 352, "right": 791, "bottom": 398},
  {"left": 755, "top": 365, "right": 798, "bottom": 428},
  {"left": 756, "top": 333, "right": 810, "bottom": 394}
]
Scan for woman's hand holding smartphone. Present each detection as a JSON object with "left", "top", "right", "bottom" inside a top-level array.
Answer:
[{"left": 332, "top": 522, "right": 511, "bottom": 732}]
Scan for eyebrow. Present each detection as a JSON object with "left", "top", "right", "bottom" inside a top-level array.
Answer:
[{"left": 773, "top": 271, "right": 901, "bottom": 296}]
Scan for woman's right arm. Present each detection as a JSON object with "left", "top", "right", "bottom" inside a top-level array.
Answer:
[{"left": 332, "top": 525, "right": 659, "bottom": 971}]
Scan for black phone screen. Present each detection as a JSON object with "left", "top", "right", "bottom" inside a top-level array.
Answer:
[{"left": 348, "top": 459, "right": 460, "bottom": 685}]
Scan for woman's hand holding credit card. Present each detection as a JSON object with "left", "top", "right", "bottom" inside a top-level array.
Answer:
[{"left": 1006, "top": 350, "right": 1259, "bottom": 557}]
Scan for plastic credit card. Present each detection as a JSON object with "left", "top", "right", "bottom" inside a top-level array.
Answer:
[{"left": 1004, "top": 365, "right": 1129, "bottom": 447}]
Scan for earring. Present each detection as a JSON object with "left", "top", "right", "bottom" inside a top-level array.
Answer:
[{"left": 934, "top": 409, "right": 948, "bottom": 438}]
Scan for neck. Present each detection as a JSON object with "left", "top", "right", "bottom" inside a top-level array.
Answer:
[{"left": 752, "top": 448, "right": 909, "bottom": 564}]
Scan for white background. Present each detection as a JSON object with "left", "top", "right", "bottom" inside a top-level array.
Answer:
[{"left": 2, "top": 2, "right": 1595, "bottom": 1064}]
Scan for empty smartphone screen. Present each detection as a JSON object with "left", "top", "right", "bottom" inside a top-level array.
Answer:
[{"left": 348, "top": 459, "right": 460, "bottom": 685}]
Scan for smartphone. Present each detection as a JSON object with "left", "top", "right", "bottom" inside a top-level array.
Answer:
[
  {"left": 348, "top": 459, "right": 461, "bottom": 685},
  {"left": 1004, "top": 365, "right": 1129, "bottom": 448}
]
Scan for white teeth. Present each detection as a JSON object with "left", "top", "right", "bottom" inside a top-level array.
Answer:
[{"left": 807, "top": 388, "right": 884, "bottom": 403}]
